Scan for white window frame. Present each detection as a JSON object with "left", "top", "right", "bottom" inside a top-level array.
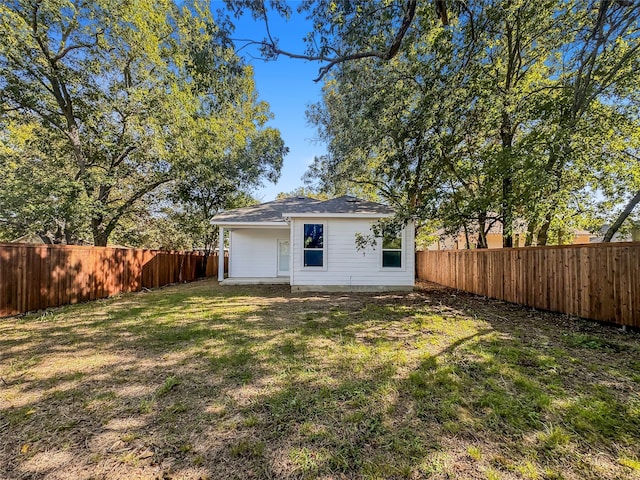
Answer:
[
  {"left": 301, "top": 221, "right": 327, "bottom": 270},
  {"left": 379, "top": 227, "right": 406, "bottom": 271}
]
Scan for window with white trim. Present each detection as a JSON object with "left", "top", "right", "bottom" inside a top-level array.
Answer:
[
  {"left": 303, "top": 223, "right": 324, "bottom": 267},
  {"left": 382, "top": 231, "right": 402, "bottom": 268}
]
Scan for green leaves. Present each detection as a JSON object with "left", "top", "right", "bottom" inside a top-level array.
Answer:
[
  {"left": 303, "top": 0, "right": 640, "bottom": 246},
  {"left": 0, "top": 0, "right": 285, "bottom": 246}
]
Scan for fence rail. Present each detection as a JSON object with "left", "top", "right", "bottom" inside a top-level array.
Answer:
[
  {"left": 416, "top": 243, "right": 640, "bottom": 328},
  {"left": 0, "top": 243, "right": 228, "bottom": 317}
]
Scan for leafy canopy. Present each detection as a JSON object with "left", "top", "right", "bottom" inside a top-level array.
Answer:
[{"left": 0, "top": 0, "right": 285, "bottom": 245}]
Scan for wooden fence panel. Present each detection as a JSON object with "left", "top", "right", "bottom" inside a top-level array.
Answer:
[
  {"left": 416, "top": 243, "right": 640, "bottom": 328},
  {"left": 0, "top": 244, "right": 229, "bottom": 317}
]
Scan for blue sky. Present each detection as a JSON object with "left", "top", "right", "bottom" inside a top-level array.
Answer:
[{"left": 220, "top": 2, "right": 327, "bottom": 201}]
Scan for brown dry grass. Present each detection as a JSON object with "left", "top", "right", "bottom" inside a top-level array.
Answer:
[{"left": 1, "top": 279, "right": 639, "bottom": 479}]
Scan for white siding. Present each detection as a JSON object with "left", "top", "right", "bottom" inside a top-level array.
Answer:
[
  {"left": 229, "top": 228, "right": 289, "bottom": 278},
  {"left": 291, "top": 218, "right": 415, "bottom": 287}
]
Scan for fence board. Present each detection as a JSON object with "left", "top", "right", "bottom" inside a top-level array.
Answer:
[
  {"left": 0, "top": 244, "right": 228, "bottom": 317},
  {"left": 416, "top": 243, "right": 640, "bottom": 328}
]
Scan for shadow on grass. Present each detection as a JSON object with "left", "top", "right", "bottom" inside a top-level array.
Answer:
[{"left": 1, "top": 279, "right": 639, "bottom": 479}]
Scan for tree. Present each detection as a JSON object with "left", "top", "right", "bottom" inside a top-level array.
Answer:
[
  {"left": 225, "top": 0, "right": 438, "bottom": 81},
  {"left": 603, "top": 191, "right": 640, "bottom": 241},
  {"left": 522, "top": 0, "right": 640, "bottom": 244},
  {"left": 0, "top": 118, "right": 90, "bottom": 242},
  {"left": 226, "top": 0, "right": 640, "bottom": 248},
  {"left": 304, "top": 1, "right": 559, "bottom": 242},
  {"left": 0, "top": 0, "right": 285, "bottom": 246},
  {"left": 171, "top": 126, "right": 285, "bottom": 258},
  {"left": 275, "top": 187, "right": 329, "bottom": 200}
]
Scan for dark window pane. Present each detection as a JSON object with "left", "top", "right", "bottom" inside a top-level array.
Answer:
[
  {"left": 304, "top": 250, "right": 324, "bottom": 267},
  {"left": 382, "top": 251, "right": 402, "bottom": 268},
  {"left": 304, "top": 224, "right": 323, "bottom": 248},
  {"left": 383, "top": 235, "right": 401, "bottom": 249}
]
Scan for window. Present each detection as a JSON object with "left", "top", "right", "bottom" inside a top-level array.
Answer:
[
  {"left": 303, "top": 223, "right": 324, "bottom": 267},
  {"left": 382, "top": 231, "right": 402, "bottom": 268}
]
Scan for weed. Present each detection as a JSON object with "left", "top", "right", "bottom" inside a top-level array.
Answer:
[
  {"left": 243, "top": 414, "right": 259, "bottom": 427},
  {"left": 289, "top": 447, "right": 320, "bottom": 472},
  {"left": 619, "top": 456, "right": 640, "bottom": 470},
  {"left": 327, "top": 443, "right": 361, "bottom": 473},
  {"left": 156, "top": 376, "right": 180, "bottom": 396},
  {"left": 563, "top": 392, "right": 629, "bottom": 441},
  {"left": 538, "top": 425, "right": 571, "bottom": 450},
  {"left": 542, "top": 468, "right": 564, "bottom": 479},
  {"left": 139, "top": 399, "right": 154, "bottom": 414},
  {"left": 517, "top": 461, "right": 539, "bottom": 479},
  {"left": 229, "top": 438, "right": 265, "bottom": 458},
  {"left": 486, "top": 469, "right": 502, "bottom": 480},
  {"left": 468, "top": 445, "right": 482, "bottom": 461},
  {"left": 420, "top": 451, "right": 450, "bottom": 475},
  {"left": 165, "top": 402, "right": 188, "bottom": 414},
  {"left": 119, "top": 452, "right": 138, "bottom": 466},
  {"left": 228, "top": 369, "right": 253, "bottom": 384},
  {"left": 121, "top": 432, "right": 138, "bottom": 443},
  {"left": 8, "top": 356, "right": 40, "bottom": 373},
  {"left": 563, "top": 333, "right": 625, "bottom": 352}
]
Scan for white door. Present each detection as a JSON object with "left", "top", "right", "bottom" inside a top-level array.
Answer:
[{"left": 277, "top": 240, "right": 290, "bottom": 276}]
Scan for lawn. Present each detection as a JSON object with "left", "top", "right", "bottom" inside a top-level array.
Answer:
[{"left": 1, "top": 279, "right": 639, "bottom": 480}]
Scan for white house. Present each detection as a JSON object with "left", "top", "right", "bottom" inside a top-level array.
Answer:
[{"left": 212, "top": 195, "right": 415, "bottom": 291}]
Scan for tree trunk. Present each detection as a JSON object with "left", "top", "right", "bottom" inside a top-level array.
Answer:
[
  {"left": 502, "top": 176, "right": 513, "bottom": 248},
  {"left": 199, "top": 251, "right": 209, "bottom": 278},
  {"left": 525, "top": 219, "right": 537, "bottom": 246},
  {"left": 91, "top": 217, "right": 109, "bottom": 246},
  {"left": 537, "top": 211, "right": 554, "bottom": 246},
  {"left": 500, "top": 110, "right": 514, "bottom": 248},
  {"left": 68, "top": 126, "right": 87, "bottom": 176},
  {"left": 93, "top": 233, "right": 108, "bottom": 247},
  {"left": 524, "top": 232, "right": 534, "bottom": 246},
  {"left": 64, "top": 226, "right": 75, "bottom": 245},
  {"left": 603, "top": 190, "right": 640, "bottom": 242},
  {"left": 477, "top": 212, "right": 488, "bottom": 249}
]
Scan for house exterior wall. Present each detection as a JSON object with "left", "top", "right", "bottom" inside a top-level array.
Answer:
[
  {"left": 486, "top": 233, "right": 504, "bottom": 249},
  {"left": 290, "top": 218, "right": 415, "bottom": 288},
  {"left": 229, "top": 228, "right": 289, "bottom": 278},
  {"left": 428, "top": 231, "right": 591, "bottom": 250},
  {"left": 573, "top": 233, "right": 591, "bottom": 244}
]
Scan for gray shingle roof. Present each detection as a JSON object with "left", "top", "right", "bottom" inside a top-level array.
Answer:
[
  {"left": 282, "top": 195, "right": 394, "bottom": 215},
  {"left": 212, "top": 195, "right": 394, "bottom": 224},
  {"left": 212, "top": 197, "right": 320, "bottom": 223}
]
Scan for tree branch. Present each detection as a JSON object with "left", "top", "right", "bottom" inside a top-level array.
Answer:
[
  {"left": 237, "top": 0, "right": 421, "bottom": 82},
  {"left": 104, "top": 176, "right": 173, "bottom": 235},
  {"left": 52, "top": 33, "right": 102, "bottom": 63},
  {"left": 603, "top": 190, "right": 640, "bottom": 242},
  {"left": 111, "top": 145, "right": 137, "bottom": 169}
]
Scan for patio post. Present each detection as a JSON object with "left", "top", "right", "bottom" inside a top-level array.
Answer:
[{"left": 218, "top": 226, "right": 224, "bottom": 281}]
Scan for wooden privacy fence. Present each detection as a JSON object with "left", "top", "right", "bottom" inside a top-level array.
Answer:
[
  {"left": 0, "top": 243, "right": 228, "bottom": 317},
  {"left": 416, "top": 243, "right": 640, "bottom": 328}
]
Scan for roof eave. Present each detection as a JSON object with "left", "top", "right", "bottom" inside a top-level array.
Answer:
[
  {"left": 281, "top": 212, "right": 394, "bottom": 219},
  {"left": 212, "top": 221, "right": 289, "bottom": 228}
]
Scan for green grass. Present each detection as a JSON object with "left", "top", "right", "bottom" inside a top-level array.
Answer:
[{"left": 1, "top": 279, "right": 639, "bottom": 479}]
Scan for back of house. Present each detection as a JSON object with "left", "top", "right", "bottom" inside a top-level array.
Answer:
[{"left": 212, "top": 195, "right": 415, "bottom": 291}]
